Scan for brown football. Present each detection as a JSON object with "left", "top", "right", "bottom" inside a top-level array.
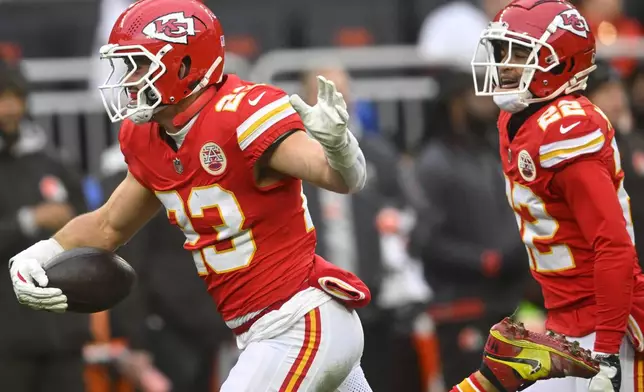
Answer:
[{"left": 41, "top": 247, "right": 137, "bottom": 313}]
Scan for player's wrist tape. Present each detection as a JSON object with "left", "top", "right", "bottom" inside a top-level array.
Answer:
[
  {"left": 323, "top": 131, "right": 366, "bottom": 193},
  {"left": 8, "top": 238, "right": 64, "bottom": 270}
]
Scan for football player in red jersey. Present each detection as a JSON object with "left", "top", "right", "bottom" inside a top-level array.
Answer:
[
  {"left": 7, "top": 0, "right": 375, "bottom": 390},
  {"left": 471, "top": 0, "right": 644, "bottom": 391}
]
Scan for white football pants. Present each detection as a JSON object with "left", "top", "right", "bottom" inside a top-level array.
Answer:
[{"left": 220, "top": 299, "right": 373, "bottom": 391}]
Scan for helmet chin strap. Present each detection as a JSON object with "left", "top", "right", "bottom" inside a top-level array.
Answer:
[
  {"left": 129, "top": 87, "right": 218, "bottom": 127},
  {"left": 127, "top": 98, "right": 166, "bottom": 125},
  {"left": 187, "top": 56, "right": 223, "bottom": 97},
  {"left": 172, "top": 86, "right": 218, "bottom": 128},
  {"left": 492, "top": 65, "right": 597, "bottom": 114},
  {"left": 493, "top": 93, "right": 530, "bottom": 113},
  {"left": 125, "top": 82, "right": 165, "bottom": 124}
]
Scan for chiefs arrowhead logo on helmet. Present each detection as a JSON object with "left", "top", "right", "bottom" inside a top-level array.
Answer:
[
  {"left": 142, "top": 12, "right": 196, "bottom": 44},
  {"left": 555, "top": 9, "right": 590, "bottom": 38}
]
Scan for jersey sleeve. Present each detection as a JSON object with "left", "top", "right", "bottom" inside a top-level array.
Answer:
[
  {"left": 552, "top": 159, "right": 637, "bottom": 353},
  {"left": 234, "top": 84, "right": 304, "bottom": 166},
  {"left": 535, "top": 98, "right": 616, "bottom": 170},
  {"left": 538, "top": 115, "right": 608, "bottom": 170}
]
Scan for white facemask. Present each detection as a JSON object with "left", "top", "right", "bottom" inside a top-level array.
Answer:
[{"left": 98, "top": 43, "right": 171, "bottom": 124}]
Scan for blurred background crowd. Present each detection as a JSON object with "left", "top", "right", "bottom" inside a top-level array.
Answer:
[{"left": 0, "top": 0, "right": 643, "bottom": 391}]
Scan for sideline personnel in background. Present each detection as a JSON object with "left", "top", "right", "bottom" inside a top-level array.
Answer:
[{"left": 0, "top": 61, "right": 90, "bottom": 392}]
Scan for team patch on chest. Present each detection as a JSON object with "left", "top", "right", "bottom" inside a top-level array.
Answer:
[
  {"left": 199, "top": 142, "right": 227, "bottom": 176},
  {"left": 518, "top": 150, "right": 537, "bottom": 182}
]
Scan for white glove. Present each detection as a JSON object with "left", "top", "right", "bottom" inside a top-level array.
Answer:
[
  {"left": 290, "top": 75, "right": 366, "bottom": 193},
  {"left": 588, "top": 352, "right": 621, "bottom": 392},
  {"left": 290, "top": 75, "right": 352, "bottom": 153},
  {"left": 9, "top": 238, "right": 67, "bottom": 312}
]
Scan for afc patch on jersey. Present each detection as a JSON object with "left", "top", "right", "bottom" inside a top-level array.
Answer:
[
  {"left": 200, "top": 141, "right": 227, "bottom": 176},
  {"left": 518, "top": 150, "right": 537, "bottom": 182}
]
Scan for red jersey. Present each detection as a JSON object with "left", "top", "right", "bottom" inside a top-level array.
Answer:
[
  {"left": 498, "top": 94, "right": 644, "bottom": 353},
  {"left": 119, "top": 75, "right": 317, "bottom": 324}
]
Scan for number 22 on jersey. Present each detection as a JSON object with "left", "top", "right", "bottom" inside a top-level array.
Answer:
[
  {"left": 504, "top": 126, "right": 635, "bottom": 272},
  {"left": 504, "top": 178, "right": 576, "bottom": 272},
  {"left": 537, "top": 99, "right": 586, "bottom": 131},
  {"left": 156, "top": 185, "right": 314, "bottom": 275}
]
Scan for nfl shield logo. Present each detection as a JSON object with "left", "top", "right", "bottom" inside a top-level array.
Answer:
[{"left": 173, "top": 158, "right": 184, "bottom": 174}]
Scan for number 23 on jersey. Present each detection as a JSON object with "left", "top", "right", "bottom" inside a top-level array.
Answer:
[{"left": 156, "top": 185, "right": 314, "bottom": 275}]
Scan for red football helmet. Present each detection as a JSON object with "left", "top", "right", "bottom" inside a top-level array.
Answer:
[
  {"left": 98, "top": 0, "right": 225, "bottom": 124},
  {"left": 471, "top": 0, "right": 597, "bottom": 112}
]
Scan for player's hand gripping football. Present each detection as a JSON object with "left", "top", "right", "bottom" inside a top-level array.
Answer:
[
  {"left": 588, "top": 353, "right": 621, "bottom": 392},
  {"left": 9, "top": 239, "right": 67, "bottom": 312},
  {"left": 289, "top": 75, "right": 351, "bottom": 152}
]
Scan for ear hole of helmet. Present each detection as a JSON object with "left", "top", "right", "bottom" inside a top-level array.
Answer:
[
  {"left": 550, "top": 62, "right": 566, "bottom": 75},
  {"left": 180, "top": 56, "right": 196, "bottom": 96},
  {"left": 179, "top": 56, "right": 192, "bottom": 80}
]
